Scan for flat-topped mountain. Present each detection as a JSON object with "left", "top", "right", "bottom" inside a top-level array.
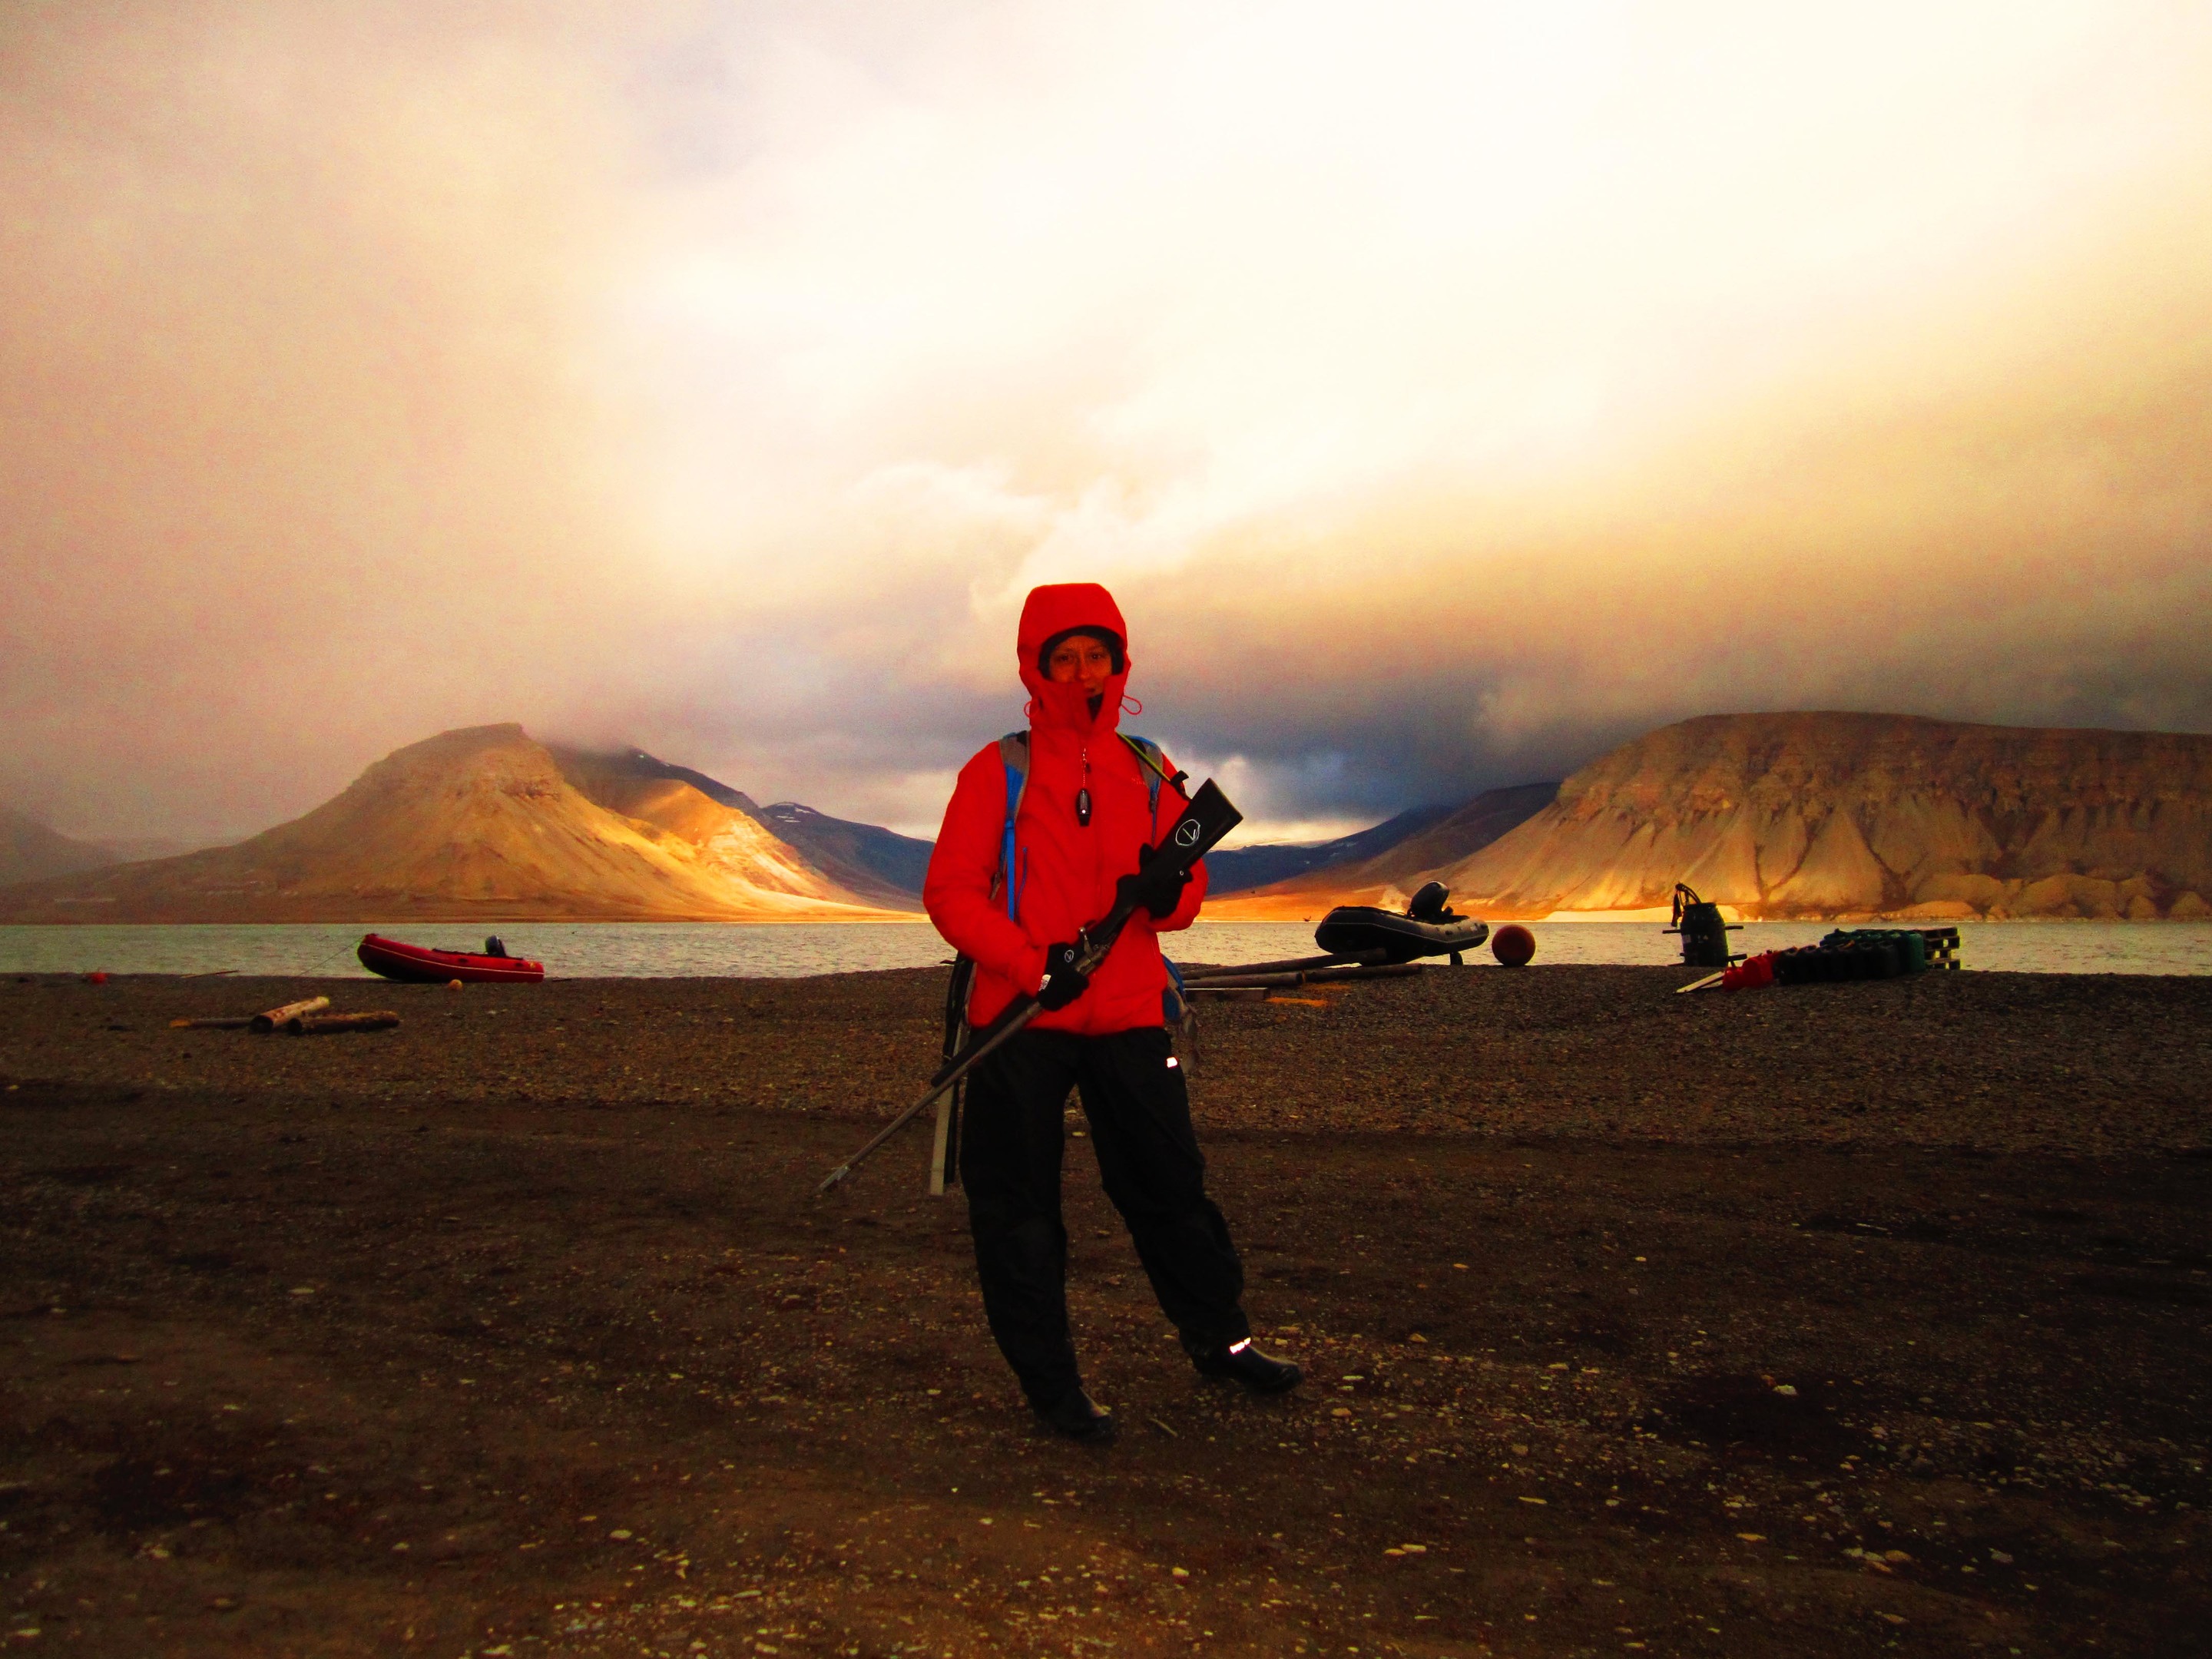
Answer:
[
  {"left": 1437, "top": 713, "right": 2212, "bottom": 920},
  {"left": 0, "top": 726, "right": 906, "bottom": 923}
]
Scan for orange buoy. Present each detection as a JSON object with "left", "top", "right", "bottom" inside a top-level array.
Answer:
[{"left": 1491, "top": 925, "right": 1536, "bottom": 967}]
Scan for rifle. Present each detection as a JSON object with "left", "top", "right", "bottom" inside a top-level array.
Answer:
[{"left": 815, "top": 778, "right": 1243, "bottom": 1197}]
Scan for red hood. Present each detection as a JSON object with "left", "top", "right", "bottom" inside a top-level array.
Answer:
[{"left": 1017, "top": 582, "right": 1130, "bottom": 737}]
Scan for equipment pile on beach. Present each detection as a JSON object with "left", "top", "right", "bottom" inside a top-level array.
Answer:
[{"left": 1682, "top": 926, "right": 1962, "bottom": 994}]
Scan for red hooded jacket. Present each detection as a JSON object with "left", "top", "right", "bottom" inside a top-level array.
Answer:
[{"left": 924, "top": 583, "right": 1206, "bottom": 1035}]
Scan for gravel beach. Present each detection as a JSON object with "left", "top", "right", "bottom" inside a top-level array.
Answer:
[{"left": 3, "top": 964, "right": 2208, "bottom": 1656}]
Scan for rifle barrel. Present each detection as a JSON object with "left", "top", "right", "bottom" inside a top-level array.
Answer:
[
  {"left": 814, "top": 774, "right": 1243, "bottom": 1197},
  {"left": 1180, "top": 949, "right": 1384, "bottom": 979},
  {"left": 816, "top": 996, "right": 1044, "bottom": 1194}
]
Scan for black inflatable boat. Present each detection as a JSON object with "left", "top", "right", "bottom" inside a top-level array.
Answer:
[{"left": 1315, "top": 881, "right": 1490, "bottom": 965}]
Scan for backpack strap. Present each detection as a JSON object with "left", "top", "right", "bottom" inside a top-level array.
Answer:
[
  {"left": 994, "top": 731, "right": 1031, "bottom": 921},
  {"left": 1118, "top": 733, "right": 1187, "bottom": 827}
]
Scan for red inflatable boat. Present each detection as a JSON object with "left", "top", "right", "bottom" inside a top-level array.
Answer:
[{"left": 356, "top": 933, "right": 545, "bottom": 985}]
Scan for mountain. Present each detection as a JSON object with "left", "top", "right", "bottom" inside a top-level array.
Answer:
[
  {"left": 91, "top": 836, "right": 202, "bottom": 863},
  {"left": 1330, "top": 783, "right": 1563, "bottom": 891},
  {"left": 545, "top": 743, "right": 885, "bottom": 910},
  {"left": 1206, "top": 803, "right": 1461, "bottom": 894},
  {"left": 1435, "top": 713, "right": 2212, "bottom": 920},
  {"left": 545, "top": 745, "right": 766, "bottom": 816},
  {"left": 1203, "top": 783, "right": 1559, "bottom": 917},
  {"left": 0, "top": 725, "right": 906, "bottom": 923},
  {"left": 755, "top": 802, "right": 934, "bottom": 907},
  {"left": 1, "top": 808, "right": 119, "bottom": 887},
  {"left": 545, "top": 746, "right": 929, "bottom": 909}
]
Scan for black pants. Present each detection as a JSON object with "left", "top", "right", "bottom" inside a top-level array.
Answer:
[{"left": 959, "top": 1025, "right": 1250, "bottom": 1405}]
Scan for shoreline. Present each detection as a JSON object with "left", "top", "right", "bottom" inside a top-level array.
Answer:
[
  {"left": 0, "top": 907, "right": 936, "bottom": 926},
  {"left": 8, "top": 962, "right": 2210, "bottom": 1156},
  {"left": 11, "top": 909, "right": 2212, "bottom": 924},
  {"left": 9, "top": 917, "right": 2212, "bottom": 983}
]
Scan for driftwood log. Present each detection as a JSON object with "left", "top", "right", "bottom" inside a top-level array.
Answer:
[
  {"left": 1184, "top": 985, "right": 1269, "bottom": 1002},
  {"left": 286, "top": 1011, "right": 400, "bottom": 1035},
  {"left": 249, "top": 996, "right": 331, "bottom": 1033}
]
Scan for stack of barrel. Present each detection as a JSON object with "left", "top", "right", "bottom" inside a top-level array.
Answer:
[{"left": 1769, "top": 926, "right": 1962, "bottom": 985}]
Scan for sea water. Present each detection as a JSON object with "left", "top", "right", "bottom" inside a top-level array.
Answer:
[{"left": 2, "top": 919, "right": 2208, "bottom": 978}]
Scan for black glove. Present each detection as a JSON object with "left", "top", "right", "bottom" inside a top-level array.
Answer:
[
  {"left": 1037, "top": 942, "right": 1091, "bottom": 1010},
  {"left": 1116, "top": 840, "right": 1193, "bottom": 920}
]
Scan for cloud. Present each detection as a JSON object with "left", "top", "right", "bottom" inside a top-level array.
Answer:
[{"left": 3, "top": 1, "right": 2209, "bottom": 844}]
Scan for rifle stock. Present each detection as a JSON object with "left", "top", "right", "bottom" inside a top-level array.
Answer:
[{"left": 814, "top": 777, "right": 1242, "bottom": 1197}]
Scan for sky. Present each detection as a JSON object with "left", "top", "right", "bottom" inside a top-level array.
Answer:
[{"left": 4, "top": 0, "right": 2210, "bottom": 846}]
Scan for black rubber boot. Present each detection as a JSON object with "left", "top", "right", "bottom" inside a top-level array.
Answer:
[
  {"left": 1033, "top": 1389, "right": 1118, "bottom": 1444},
  {"left": 1193, "top": 1339, "right": 1303, "bottom": 1393}
]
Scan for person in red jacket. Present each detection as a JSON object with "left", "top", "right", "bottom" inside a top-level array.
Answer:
[{"left": 924, "top": 581, "right": 1302, "bottom": 1443}]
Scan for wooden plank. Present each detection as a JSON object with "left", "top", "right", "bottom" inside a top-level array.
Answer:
[
  {"left": 286, "top": 1011, "right": 399, "bottom": 1035},
  {"left": 928, "top": 1094, "right": 956, "bottom": 1197},
  {"left": 250, "top": 996, "right": 330, "bottom": 1033}
]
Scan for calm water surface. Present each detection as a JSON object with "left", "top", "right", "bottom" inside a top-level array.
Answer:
[{"left": 3, "top": 919, "right": 2207, "bottom": 978}]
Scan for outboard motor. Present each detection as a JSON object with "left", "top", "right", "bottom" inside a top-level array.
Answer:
[
  {"left": 1405, "top": 881, "right": 1475, "bottom": 964},
  {"left": 1407, "top": 880, "right": 1453, "bottom": 921},
  {"left": 1665, "top": 882, "right": 1739, "bottom": 969}
]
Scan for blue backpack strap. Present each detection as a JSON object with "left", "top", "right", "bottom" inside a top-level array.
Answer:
[{"left": 995, "top": 731, "right": 1030, "bottom": 920}]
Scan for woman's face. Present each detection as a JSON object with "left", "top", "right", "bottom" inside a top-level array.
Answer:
[{"left": 1045, "top": 634, "right": 1116, "bottom": 699}]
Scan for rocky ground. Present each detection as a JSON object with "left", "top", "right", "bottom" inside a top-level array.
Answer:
[{"left": 2, "top": 964, "right": 2209, "bottom": 1657}]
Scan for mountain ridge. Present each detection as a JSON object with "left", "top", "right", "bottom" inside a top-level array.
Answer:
[
  {"left": 1202, "top": 783, "right": 1561, "bottom": 916},
  {"left": 12, "top": 711, "right": 2205, "bottom": 927},
  {"left": 0, "top": 725, "right": 907, "bottom": 923},
  {"left": 0, "top": 808, "right": 119, "bottom": 889},
  {"left": 754, "top": 801, "right": 933, "bottom": 908},
  {"left": 543, "top": 746, "right": 926, "bottom": 911},
  {"left": 1206, "top": 801, "right": 1462, "bottom": 894},
  {"left": 1442, "top": 713, "right": 2212, "bottom": 920}
]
